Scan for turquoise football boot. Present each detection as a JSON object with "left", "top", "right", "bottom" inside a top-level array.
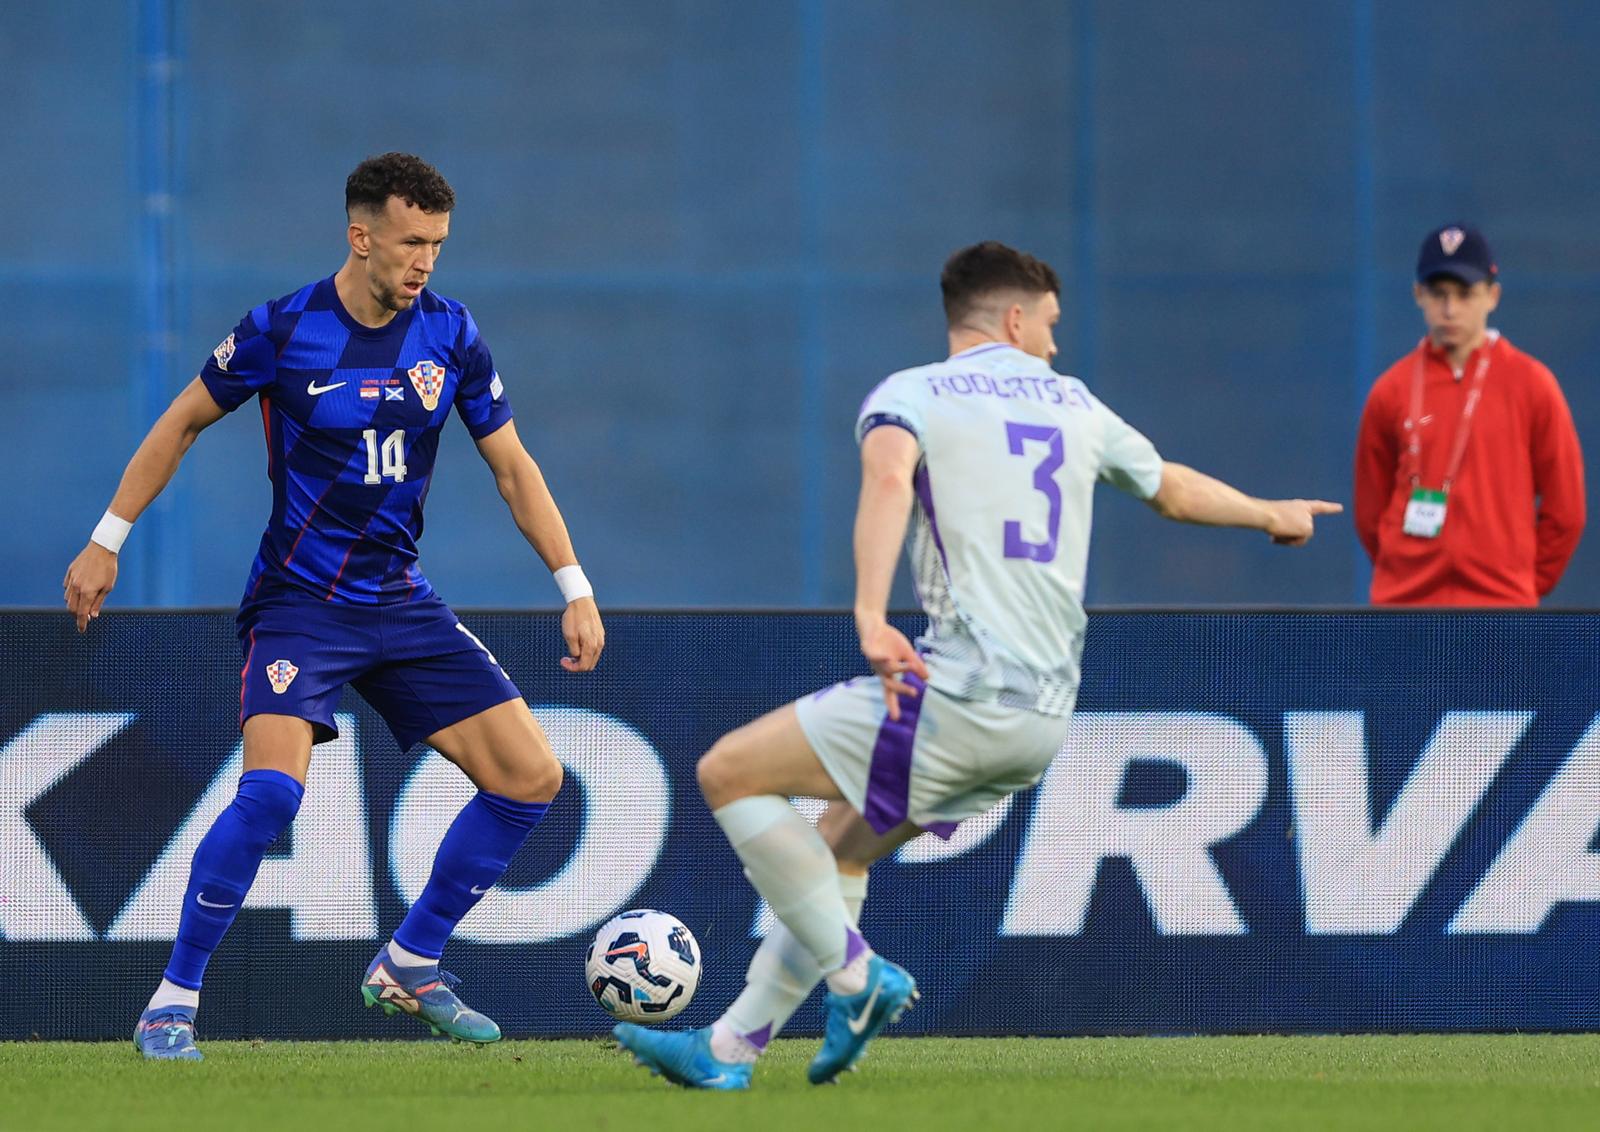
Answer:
[
  {"left": 133, "top": 1007, "right": 203, "bottom": 1061},
  {"left": 808, "top": 955, "right": 917, "bottom": 1084},
  {"left": 361, "top": 949, "right": 501, "bottom": 1043},
  {"left": 613, "top": 1023, "right": 753, "bottom": 1090}
]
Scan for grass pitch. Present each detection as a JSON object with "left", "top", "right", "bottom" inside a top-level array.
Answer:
[{"left": 4, "top": 1035, "right": 1600, "bottom": 1131}]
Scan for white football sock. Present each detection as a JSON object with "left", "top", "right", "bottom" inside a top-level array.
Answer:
[
  {"left": 146, "top": 977, "right": 199, "bottom": 1013},
  {"left": 386, "top": 938, "right": 436, "bottom": 969},
  {"left": 826, "top": 943, "right": 872, "bottom": 995},
  {"left": 713, "top": 936, "right": 809, "bottom": 1062},
  {"left": 708, "top": 1018, "right": 763, "bottom": 1063},
  {"left": 714, "top": 796, "right": 857, "bottom": 972},
  {"left": 717, "top": 870, "right": 868, "bottom": 1056},
  {"left": 828, "top": 867, "right": 875, "bottom": 994},
  {"left": 840, "top": 870, "right": 868, "bottom": 925}
]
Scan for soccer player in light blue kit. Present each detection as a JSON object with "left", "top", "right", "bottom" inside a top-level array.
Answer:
[
  {"left": 62, "top": 153, "right": 604, "bottom": 1060},
  {"left": 615, "top": 241, "right": 1341, "bottom": 1088}
]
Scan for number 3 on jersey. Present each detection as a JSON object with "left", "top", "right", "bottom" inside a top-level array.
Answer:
[
  {"left": 363, "top": 428, "right": 408, "bottom": 484},
  {"left": 1003, "top": 421, "right": 1063, "bottom": 562}
]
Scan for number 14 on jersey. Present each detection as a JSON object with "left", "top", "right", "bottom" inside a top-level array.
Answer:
[{"left": 363, "top": 428, "right": 407, "bottom": 484}]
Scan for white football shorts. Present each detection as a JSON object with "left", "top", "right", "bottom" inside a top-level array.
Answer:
[{"left": 793, "top": 674, "right": 1073, "bottom": 840}]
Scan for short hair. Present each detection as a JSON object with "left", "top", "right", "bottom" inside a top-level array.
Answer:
[
  {"left": 940, "top": 241, "right": 1061, "bottom": 326},
  {"left": 345, "top": 152, "right": 456, "bottom": 217}
]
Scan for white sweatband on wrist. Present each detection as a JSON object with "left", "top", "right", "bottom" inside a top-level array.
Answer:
[
  {"left": 554, "top": 564, "right": 593, "bottom": 604},
  {"left": 90, "top": 511, "right": 133, "bottom": 554}
]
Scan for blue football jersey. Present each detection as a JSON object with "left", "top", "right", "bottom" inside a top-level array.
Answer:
[{"left": 199, "top": 275, "right": 513, "bottom": 607}]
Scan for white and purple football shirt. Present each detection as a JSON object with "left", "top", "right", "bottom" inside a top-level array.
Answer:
[{"left": 857, "top": 342, "right": 1163, "bottom": 715}]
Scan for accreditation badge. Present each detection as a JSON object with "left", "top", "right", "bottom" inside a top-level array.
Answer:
[{"left": 1402, "top": 488, "right": 1448, "bottom": 539}]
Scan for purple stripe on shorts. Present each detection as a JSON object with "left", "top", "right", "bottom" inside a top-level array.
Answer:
[
  {"left": 912, "top": 464, "right": 949, "bottom": 572},
  {"left": 862, "top": 672, "right": 927, "bottom": 834}
]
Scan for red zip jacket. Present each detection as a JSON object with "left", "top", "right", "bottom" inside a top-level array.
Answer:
[{"left": 1354, "top": 333, "right": 1585, "bottom": 605}]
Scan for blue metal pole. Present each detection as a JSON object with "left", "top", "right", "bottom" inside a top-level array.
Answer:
[
  {"left": 136, "top": 0, "right": 186, "bottom": 604},
  {"left": 1351, "top": 0, "right": 1376, "bottom": 604},
  {"left": 1072, "top": 0, "right": 1099, "bottom": 390},
  {"left": 798, "top": 0, "right": 826, "bottom": 605},
  {"left": 1071, "top": 1, "right": 1100, "bottom": 603}
]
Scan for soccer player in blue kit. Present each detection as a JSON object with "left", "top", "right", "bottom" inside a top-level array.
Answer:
[{"left": 61, "top": 153, "right": 604, "bottom": 1060}]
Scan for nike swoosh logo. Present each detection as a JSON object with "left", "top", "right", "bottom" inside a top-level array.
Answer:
[
  {"left": 470, "top": 885, "right": 491, "bottom": 895},
  {"left": 196, "top": 892, "right": 234, "bottom": 909},
  {"left": 701, "top": 1075, "right": 727, "bottom": 1086},
  {"left": 307, "top": 380, "right": 347, "bottom": 395},
  {"left": 846, "top": 983, "right": 883, "bottom": 1035}
]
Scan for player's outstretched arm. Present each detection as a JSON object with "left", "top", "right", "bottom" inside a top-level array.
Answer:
[
  {"left": 62, "top": 377, "right": 226, "bottom": 632},
  {"left": 472, "top": 420, "right": 604, "bottom": 672},
  {"left": 1147, "top": 461, "right": 1343, "bottom": 547},
  {"left": 853, "top": 425, "right": 929, "bottom": 721}
]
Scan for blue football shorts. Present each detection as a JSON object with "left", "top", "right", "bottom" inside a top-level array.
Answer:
[{"left": 236, "top": 592, "right": 522, "bottom": 749}]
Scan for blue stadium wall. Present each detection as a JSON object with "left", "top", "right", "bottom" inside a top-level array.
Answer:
[
  {"left": 6, "top": 3, "right": 1600, "bottom": 610},
  {"left": 7, "top": 609, "right": 1600, "bottom": 1039}
]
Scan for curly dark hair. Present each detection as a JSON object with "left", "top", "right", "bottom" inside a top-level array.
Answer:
[
  {"left": 345, "top": 152, "right": 456, "bottom": 216},
  {"left": 940, "top": 241, "right": 1061, "bottom": 326}
]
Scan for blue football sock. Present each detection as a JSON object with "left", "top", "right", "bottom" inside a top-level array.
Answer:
[
  {"left": 392, "top": 791, "right": 549, "bottom": 961},
  {"left": 164, "top": 768, "right": 304, "bottom": 990}
]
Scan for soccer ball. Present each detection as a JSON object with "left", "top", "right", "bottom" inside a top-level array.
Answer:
[{"left": 585, "top": 909, "right": 701, "bottom": 1023}]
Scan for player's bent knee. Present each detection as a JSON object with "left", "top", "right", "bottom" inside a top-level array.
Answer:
[
  {"left": 696, "top": 741, "right": 747, "bottom": 809},
  {"left": 532, "top": 752, "right": 565, "bottom": 801},
  {"left": 498, "top": 748, "right": 563, "bottom": 804},
  {"left": 696, "top": 748, "right": 726, "bottom": 805}
]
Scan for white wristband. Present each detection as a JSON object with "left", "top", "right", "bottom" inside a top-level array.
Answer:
[
  {"left": 90, "top": 511, "right": 133, "bottom": 554},
  {"left": 554, "top": 564, "right": 593, "bottom": 604}
]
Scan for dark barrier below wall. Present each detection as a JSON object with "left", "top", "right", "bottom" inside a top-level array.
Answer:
[{"left": 4, "top": 609, "right": 1600, "bottom": 1039}]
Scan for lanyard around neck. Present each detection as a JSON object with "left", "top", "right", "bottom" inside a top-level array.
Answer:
[{"left": 1404, "top": 338, "right": 1492, "bottom": 489}]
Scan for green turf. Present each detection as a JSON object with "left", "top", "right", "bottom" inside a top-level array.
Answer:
[{"left": 4, "top": 1035, "right": 1600, "bottom": 1131}]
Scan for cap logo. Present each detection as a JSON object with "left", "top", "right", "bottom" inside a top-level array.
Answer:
[{"left": 1439, "top": 228, "right": 1466, "bottom": 256}]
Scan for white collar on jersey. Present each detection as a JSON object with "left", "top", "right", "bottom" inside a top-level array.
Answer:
[{"left": 947, "top": 341, "right": 1018, "bottom": 361}]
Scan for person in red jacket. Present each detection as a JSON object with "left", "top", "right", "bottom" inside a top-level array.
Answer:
[{"left": 1354, "top": 223, "right": 1585, "bottom": 605}]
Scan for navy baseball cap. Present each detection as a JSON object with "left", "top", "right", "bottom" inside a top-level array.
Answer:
[{"left": 1416, "top": 223, "right": 1497, "bottom": 285}]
